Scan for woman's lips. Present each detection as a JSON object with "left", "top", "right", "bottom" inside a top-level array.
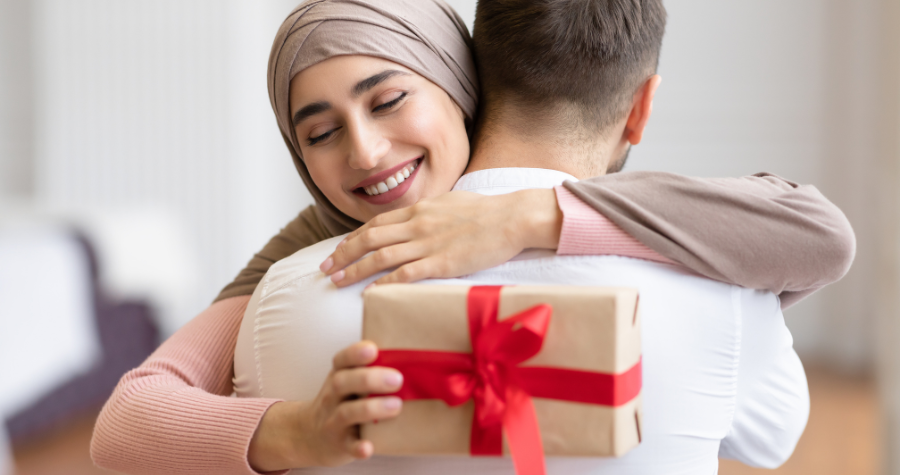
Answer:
[{"left": 354, "top": 158, "right": 422, "bottom": 206}]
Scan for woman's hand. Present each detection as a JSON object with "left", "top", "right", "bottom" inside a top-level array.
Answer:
[
  {"left": 247, "top": 341, "right": 403, "bottom": 472},
  {"left": 320, "top": 189, "right": 563, "bottom": 287}
]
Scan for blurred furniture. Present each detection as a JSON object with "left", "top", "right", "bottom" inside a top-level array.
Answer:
[{"left": 0, "top": 224, "right": 158, "bottom": 454}]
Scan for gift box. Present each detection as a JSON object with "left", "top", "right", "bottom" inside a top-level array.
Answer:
[{"left": 362, "top": 284, "right": 642, "bottom": 470}]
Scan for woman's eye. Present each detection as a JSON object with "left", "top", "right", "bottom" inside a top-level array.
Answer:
[
  {"left": 307, "top": 128, "right": 339, "bottom": 146},
  {"left": 373, "top": 92, "right": 408, "bottom": 113}
]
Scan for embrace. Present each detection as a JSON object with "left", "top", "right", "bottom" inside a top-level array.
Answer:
[{"left": 92, "top": 0, "right": 854, "bottom": 474}]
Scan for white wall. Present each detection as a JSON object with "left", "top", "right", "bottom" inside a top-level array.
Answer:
[
  {"left": 26, "top": 0, "right": 312, "bottom": 333},
  {"left": 0, "top": 0, "right": 34, "bottom": 200}
]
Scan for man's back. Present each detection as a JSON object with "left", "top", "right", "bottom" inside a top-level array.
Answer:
[{"left": 235, "top": 176, "right": 808, "bottom": 474}]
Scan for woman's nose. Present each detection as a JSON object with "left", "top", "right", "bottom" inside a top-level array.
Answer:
[{"left": 346, "top": 121, "right": 391, "bottom": 170}]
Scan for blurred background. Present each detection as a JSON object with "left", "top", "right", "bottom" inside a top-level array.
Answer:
[{"left": 0, "top": 0, "right": 897, "bottom": 474}]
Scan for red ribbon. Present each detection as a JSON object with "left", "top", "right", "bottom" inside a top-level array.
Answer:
[{"left": 372, "top": 286, "right": 642, "bottom": 475}]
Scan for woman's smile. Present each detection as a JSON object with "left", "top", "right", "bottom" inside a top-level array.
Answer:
[{"left": 352, "top": 157, "right": 422, "bottom": 205}]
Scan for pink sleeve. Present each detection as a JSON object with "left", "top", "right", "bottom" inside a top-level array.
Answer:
[
  {"left": 555, "top": 185, "right": 675, "bottom": 265},
  {"left": 91, "top": 296, "right": 286, "bottom": 475}
]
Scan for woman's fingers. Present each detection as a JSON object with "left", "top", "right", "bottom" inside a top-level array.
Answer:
[
  {"left": 335, "top": 396, "right": 403, "bottom": 426},
  {"left": 372, "top": 257, "right": 442, "bottom": 285},
  {"left": 347, "top": 438, "right": 374, "bottom": 460},
  {"left": 322, "top": 209, "right": 414, "bottom": 275},
  {"left": 325, "top": 224, "right": 414, "bottom": 278},
  {"left": 331, "top": 366, "right": 403, "bottom": 397},
  {"left": 332, "top": 341, "right": 378, "bottom": 370},
  {"left": 332, "top": 242, "right": 427, "bottom": 287}
]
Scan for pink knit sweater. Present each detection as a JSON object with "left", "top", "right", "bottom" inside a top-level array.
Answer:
[{"left": 91, "top": 187, "right": 669, "bottom": 475}]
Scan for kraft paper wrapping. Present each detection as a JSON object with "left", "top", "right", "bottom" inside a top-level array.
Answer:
[{"left": 361, "top": 285, "right": 642, "bottom": 457}]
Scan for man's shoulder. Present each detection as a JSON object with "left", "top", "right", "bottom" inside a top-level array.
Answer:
[
  {"left": 260, "top": 234, "right": 345, "bottom": 293},
  {"left": 473, "top": 252, "right": 708, "bottom": 285},
  {"left": 464, "top": 252, "right": 780, "bottom": 313}
]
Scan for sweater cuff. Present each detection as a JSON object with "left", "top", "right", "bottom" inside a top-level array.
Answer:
[
  {"left": 240, "top": 399, "right": 290, "bottom": 475},
  {"left": 554, "top": 186, "right": 674, "bottom": 264},
  {"left": 92, "top": 387, "right": 285, "bottom": 475},
  {"left": 555, "top": 185, "right": 620, "bottom": 255}
]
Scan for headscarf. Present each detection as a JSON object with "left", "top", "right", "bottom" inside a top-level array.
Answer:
[{"left": 268, "top": 0, "right": 480, "bottom": 235}]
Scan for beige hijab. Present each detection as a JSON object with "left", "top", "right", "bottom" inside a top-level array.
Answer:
[{"left": 269, "top": 0, "right": 480, "bottom": 235}]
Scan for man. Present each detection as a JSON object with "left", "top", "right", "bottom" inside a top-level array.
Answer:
[{"left": 235, "top": 0, "right": 809, "bottom": 473}]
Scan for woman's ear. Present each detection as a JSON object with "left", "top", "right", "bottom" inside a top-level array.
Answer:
[{"left": 624, "top": 75, "right": 662, "bottom": 145}]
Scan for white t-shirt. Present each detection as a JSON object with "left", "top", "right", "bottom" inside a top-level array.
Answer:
[{"left": 234, "top": 168, "right": 809, "bottom": 475}]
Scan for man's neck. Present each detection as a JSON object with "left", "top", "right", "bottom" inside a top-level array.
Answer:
[{"left": 465, "top": 114, "right": 620, "bottom": 179}]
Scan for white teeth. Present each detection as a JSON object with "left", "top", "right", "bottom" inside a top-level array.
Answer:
[{"left": 363, "top": 160, "right": 419, "bottom": 196}]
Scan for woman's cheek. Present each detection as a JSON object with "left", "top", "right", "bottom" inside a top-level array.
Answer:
[{"left": 407, "top": 100, "right": 469, "bottom": 177}]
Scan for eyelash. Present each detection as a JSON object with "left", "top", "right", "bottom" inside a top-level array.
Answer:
[
  {"left": 306, "top": 92, "right": 408, "bottom": 146},
  {"left": 307, "top": 130, "right": 334, "bottom": 146},
  {"left": 373, "top": 92, "right": 407, "bottom": 112}
]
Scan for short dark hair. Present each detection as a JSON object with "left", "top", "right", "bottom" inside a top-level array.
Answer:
[{"left": 473, "top": 0, "right": 666, "bottom": 130}]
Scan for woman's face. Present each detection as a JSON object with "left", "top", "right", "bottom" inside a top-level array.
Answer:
[{"left": 290, "top": 55, "right": 471, "bottom": 223}]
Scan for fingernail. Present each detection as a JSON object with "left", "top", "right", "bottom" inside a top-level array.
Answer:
[
  {"left": 384, "top": 372, "right": 403, "bottom": 388},
  {"left": 320, "top": 257, "right": 333, "bottom": 273},
  {"left": 364, "top": 282, "right": 376, "bottom": 290},
  {"left": 382, "top": 397, "right": 402, "bottom": 410},
  {"left": 331, "top": 270, "right": 345, "bottom": 283}
]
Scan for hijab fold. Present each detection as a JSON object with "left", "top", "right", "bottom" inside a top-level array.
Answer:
[{"left": 268, "top": 0, "right": 479, "bottom": 234}]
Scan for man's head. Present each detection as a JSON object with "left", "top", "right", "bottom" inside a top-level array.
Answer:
[{"left": 471, "top": 0, "right": 666, "bottom": 176}]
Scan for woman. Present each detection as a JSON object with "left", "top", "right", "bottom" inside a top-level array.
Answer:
[{"left": 91, "top": 0, "right": 854, "bottom": 474}]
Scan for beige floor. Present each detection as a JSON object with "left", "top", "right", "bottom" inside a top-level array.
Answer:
[{"left": 11, "top": 366, "right": 880, "bottom": 475}]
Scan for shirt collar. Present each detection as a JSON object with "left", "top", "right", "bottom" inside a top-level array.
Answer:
[{"left": 451, "top": 168, "right": 579, "bottom": 196}]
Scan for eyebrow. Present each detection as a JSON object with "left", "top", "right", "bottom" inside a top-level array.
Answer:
[
  {"left": 352, "top": 70, "right": 410, "bottom": 97},
  {"left": 293, "top": 101, "right": 331, "bottom": 126}
]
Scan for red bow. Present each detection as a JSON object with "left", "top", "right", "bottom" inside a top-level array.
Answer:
[{"left": 373, "top": 286, "right": 642, "bottom": 475}]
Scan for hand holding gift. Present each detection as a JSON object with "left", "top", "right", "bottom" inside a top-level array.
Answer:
[
  {"left": 247, "top": 341, "right": 404, "bottom": 471},
  {"left": 362, "top": 285, "right": 643, "bottom": 475}
]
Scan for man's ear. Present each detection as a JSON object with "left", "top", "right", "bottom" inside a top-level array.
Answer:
[{"left": 624, "top": 75, "right": 662, "bottom": 145}]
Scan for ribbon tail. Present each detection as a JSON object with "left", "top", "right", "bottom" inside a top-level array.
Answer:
[
  {"left": 470, "top": 401, "right": 504, "bottom": 456},
  {"left": 504, "top": 387, "right": 546, "bottom": 475}
]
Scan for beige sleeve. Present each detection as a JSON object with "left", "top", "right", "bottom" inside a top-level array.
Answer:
[
  {"left": 564, "top": 172, "right": 856, "bottom": 308},
  {"left": 215, "top": 205, "right": 336, "bottom": 302}
]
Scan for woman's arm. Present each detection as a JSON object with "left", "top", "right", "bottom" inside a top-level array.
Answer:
[
  {"left": 91, "top": 296, "right": 284, "bottom": 475},
  {"left": 92, "top": 206, "right": 339, "bottom": 475},
  {"left": 564, "top": 172, "right": 856, "bottom": 307},
  {"left": 323, "top": 172, "right": 854, "bottom": 308}
]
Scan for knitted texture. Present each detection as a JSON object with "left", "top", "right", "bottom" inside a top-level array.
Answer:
[
  {"left": 555, "top": 186, "right": 673, "bottom": 264},
  {"left": 91, "top": 296, "right": 284, "bottom": 475}
]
